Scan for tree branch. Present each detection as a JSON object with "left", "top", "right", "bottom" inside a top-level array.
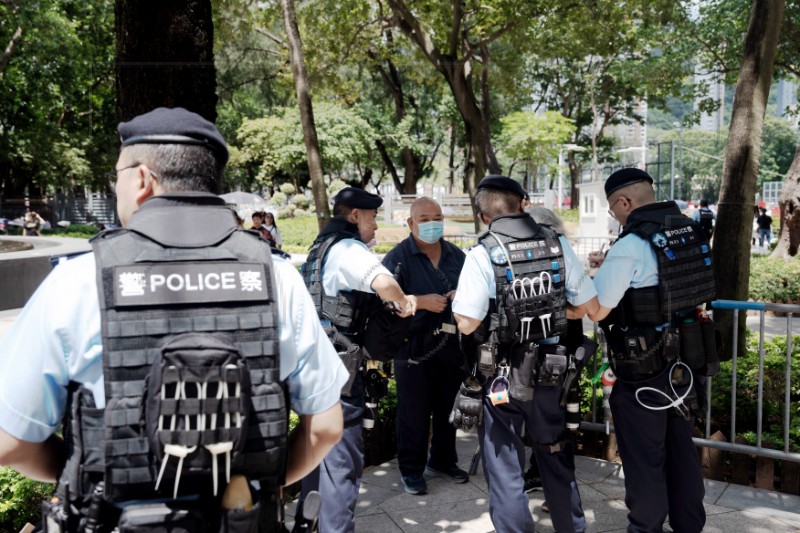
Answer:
[
  {"left": 387, "top": 0, "right": 445, "bottom": 73},
  {"left": 0, "top": 25, "right": 23, "bottom": 77}
]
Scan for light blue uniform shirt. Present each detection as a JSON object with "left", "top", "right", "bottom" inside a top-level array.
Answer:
[
  {"left": 0, "top": 252, "right": 349, "bottom": 443},
  {"left": 321, "top": 238, "right": 391, "bottom": 295},
  {"left": 452, "top": 235, "right": 597, "bottom": 322},
  {"left": 592, "top": 233, "right": 659, "bottom": 309}
]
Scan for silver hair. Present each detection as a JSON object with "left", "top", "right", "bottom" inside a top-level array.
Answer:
[{"left": 527, "top": 206, "right": 565, "bottom": 235}]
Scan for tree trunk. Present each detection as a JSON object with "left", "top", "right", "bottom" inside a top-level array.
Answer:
[
  {"left": 770, "top": 143, "right": 800, "bottom": 258},
  {"left": 115, "top": 0, "right": 216, "bottom": 122},
  {"left": 0, "top": 25, "right": 22, "bottom": 78},
  {"left": 280, "top": 0, "right": 330, "bottom": 230},
  {"left": 712, "top": 0, "right": 784, "bottom": 360},
  {"left": 569, "top": 153, "right": 581, "bottom": 210}
]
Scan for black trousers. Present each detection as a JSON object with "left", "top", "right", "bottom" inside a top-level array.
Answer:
[{"left": 610, "top": 367, "right": 706, "bottom": 533}]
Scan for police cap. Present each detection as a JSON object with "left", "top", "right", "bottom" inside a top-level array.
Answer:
[
  {"left": 332, "top": 187, "right": 383, "bottom": 209},
  {"left": 477, "top": 175, "right": 526, "bottom": 199},
  {"left": 118, "top": 107, "right": 229, "bottom": 165},
  {"left": 604, "top": 168, "right": 653, "bottom": 198}
]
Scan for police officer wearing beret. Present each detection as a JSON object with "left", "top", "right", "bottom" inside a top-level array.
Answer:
[
  {"left": 300, "top": 187, "right": 416, "bottom": 533},
  {"left": 450, "top": 175, "right": 598, "bottom": 533},
  {"left": 0, "top": 107, "right": 348, "bottom": 531},
  {"left": 584, "top": 168, "right": 716, "bottom": 533}
]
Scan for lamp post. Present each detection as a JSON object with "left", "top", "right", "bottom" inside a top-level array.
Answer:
[{"left": 558, "top": 143, "right": 586, "bottom": 209}]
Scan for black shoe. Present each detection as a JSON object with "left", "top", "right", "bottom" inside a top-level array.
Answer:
[
  {"left": 523, "top": 475, "right": 542, "bottom": 493},
  {"left": 424, "top": 464, "right": 469, "bottom": 483},
  {"left": 541, "top": 501, "right": 550, "bottom": 513},
  {"left": 401, "top": 474, "right": 427, "bottom": 495}
]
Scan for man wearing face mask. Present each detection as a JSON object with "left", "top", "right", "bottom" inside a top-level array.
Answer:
[{"left": 381, "top": 197, "right": 467, "bottom": 495}]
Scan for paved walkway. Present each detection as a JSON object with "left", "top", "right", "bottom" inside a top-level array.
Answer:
[{"left": 287, "top": 429, "right": 800, "bottom": 533}]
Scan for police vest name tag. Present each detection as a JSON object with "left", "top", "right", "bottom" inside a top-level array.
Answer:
[{"left": 110, "top": 262, "right": 270, "bottom": 307}]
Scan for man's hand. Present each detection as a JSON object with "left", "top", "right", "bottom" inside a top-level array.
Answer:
[
  {"left": 588, "top": 250, "right": 606, "bottom": 269},
  {"left": 449, "top": 376, "right": 484, "bottom": 431},
  {"left": 395, "top": 295, "right": 417, "bottom": 318},
  {"left": 417, "top": 293, "right": 449, "bottom": 313}
]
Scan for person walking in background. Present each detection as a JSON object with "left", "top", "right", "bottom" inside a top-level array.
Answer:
[
  {"left": 264, "top": 211, "right": 283, "bottom": 249},
  {"left": 381, "top": 197, "right": 467, "bottom": 496},
  {"left": 692, "top": 199, "right": 715, "bottom": 241},
  {"left": 756, "top": 207, "right": 773, "bottom": 248}
]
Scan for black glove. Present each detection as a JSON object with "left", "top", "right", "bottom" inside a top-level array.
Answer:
[{"left": 449, "top": 376, "right": 484, "bottom": 431}]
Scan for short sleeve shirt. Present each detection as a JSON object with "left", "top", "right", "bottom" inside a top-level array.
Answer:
[
  {"left": 452, "top": 235, "right": 597, "bottom": 322},
  {"left": 0, "top": 252, "right": 349, "bottom": 442},
  {"left": 592, "top": 233, "right": 659, "bottom": 309},
  {"left": 322, "top": 238, "right": 391, "bottom": 295}
]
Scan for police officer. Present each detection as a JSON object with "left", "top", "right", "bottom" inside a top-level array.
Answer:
[
  {"left": 300, "top": 187, "right": 416, "bottom": 533},
  {"left": 0, "top": 108, "right": 347, "bottom": 532},
  {"left": 381, "top": 197, "right": 467, "bottom": 496},
  {"left": 450, "top": 175, "right": 598, "bottom": 533},
  {"left": 586, "top": 168, "right": 715, "bottom": 533},
  {"left": 692, "top": 198, "right": 715, "bottom": 241}
]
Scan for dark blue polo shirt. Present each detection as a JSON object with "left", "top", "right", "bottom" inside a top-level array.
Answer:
[{"left": 382, "top": 234, "right": 466, "bottom": 360}]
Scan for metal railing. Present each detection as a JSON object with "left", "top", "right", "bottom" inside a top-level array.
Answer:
[{"left": 583, "top": 299, "right": 800, "bottom": 464}]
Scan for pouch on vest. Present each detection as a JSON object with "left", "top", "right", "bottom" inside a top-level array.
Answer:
[
  {"left": 508, "top": 343, "right": 537, "bottom": 401},
  {"left": 116, "top": 502, "right": 205, "bottom": 532},
  {"left": 324, "top": 326, "right": 362, "bottom": 397},
  {"left": 617, "top": 328, "right": 664, "bottom": 375},
  {"left": 535, "top": 345, "right": 568, "bottom": 387},
  {"left": 144, "top": 333, "right": 251, "bottom": 498},
  {"left": 678, "top": 319, "right": 720, "bottom": 377}
]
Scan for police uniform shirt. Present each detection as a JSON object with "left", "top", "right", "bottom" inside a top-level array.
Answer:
[
  {"left": 321, "top": 238, "right": 391, "bottom": 296},
  {"left": 0, "top": 252, "right": 349, "bottom": 443},
  {"left": 592, "top": 233, "right": 659, "bottom": 309},
  {"left": 452, "top": 235, "right": 596, "bottom": 322},
  {"left": 691, "top": 209, "right": 715, "bottom": 224}
]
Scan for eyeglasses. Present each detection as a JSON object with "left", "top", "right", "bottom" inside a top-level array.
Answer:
[
  {"left": 607, "top": 196, "right": 630, "bottom": 218},
  {"left": 104, "top": 163, "right": 159, "bottom": 193}
]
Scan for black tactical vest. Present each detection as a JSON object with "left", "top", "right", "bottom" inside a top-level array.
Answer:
[
  {"left": 618, "top": 201, "right": 716, "bottom": 326},
  {"left": 478, "top": 213, "right": 568, "bottom": 345},
  {"left": 300, "top": 218, "right": 376, "bottom": 337},
  {"left": 698, "top": 207, "right": 714, "bottom": 239},
  {"left": 55, "top": 194, "right": 288, "bottom": 530}
]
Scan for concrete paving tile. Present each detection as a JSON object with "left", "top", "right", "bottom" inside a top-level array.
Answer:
[
  {"left": 363, "top": 462, "right": 407, "bottom": 491},
  {"left": 716, "top": 483, "right": 800, "bottom": 524},
  {"left": 380, "top": 480, "right": 488, "bottom": 514},
  {"left": 694, "top": 509, "right": 799, "bottom": 533},
  {"left": 357, "top": 482, "right": 404, "bottom": 516},
  {"left": 354, "top": 511, "right": 404, "bottom": 533},
  {"left": 703, "top": 478, "right": 728, "bottom": 504},
  {"left": 574, "top": 455, "right": 622, "bottom": 484},
  {"left": 385, "top": 499, "right": 495, "bottom": 533}
]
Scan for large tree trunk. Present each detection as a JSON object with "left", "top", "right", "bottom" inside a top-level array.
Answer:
[
  {"left": 115, "top": 0, "right": 216, "bottom": 122},
  {"left": 281, "top": 0, "right": 330, "bottom": 230},
  {"left": 712, "top": 0, "right": 784, "bottom": 361},
  {"left": 770, "top": 143, "right": 800, "bottom": 258}
]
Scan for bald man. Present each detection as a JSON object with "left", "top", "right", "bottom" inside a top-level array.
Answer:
[{"left": 381, "top": 197, "right": 468, "bottom": 495}]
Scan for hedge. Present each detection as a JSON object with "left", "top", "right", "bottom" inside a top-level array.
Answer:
[{"left": 748, "top": 255, "right": 800, "bottom": 305}]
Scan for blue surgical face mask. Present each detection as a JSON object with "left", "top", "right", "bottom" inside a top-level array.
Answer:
[{"left": 416, "top": 220, "right": 444, "bottom": 244}]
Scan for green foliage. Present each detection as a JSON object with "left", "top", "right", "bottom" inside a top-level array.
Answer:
[
  {"left": 277, "top": 215, "right": 321, "bottom": 253},
  {"left": 271, "top": 192, "right": 287, "bottom": 206},
  {"left": 279, "top": 183, "right": 296, "bottom": 196},
  {"left": 710, "top": 332, "right": 800, "bottom": 450},
  {"left": 498, "top": 111, "right": 574, "bottom": 176},
  {"left": 235, "top": 103, "right": 376, "bottom": 185},
  {"left": 290, "top": 193, "right": 309, "bottom": 209},
  {"left": 554, "top": 208, "right": 579, "bottom": 224},
  {"left": 41, "top": 224, "right": 101, "bottom": 238},
  {"left": 0, "top": 467, "right": 53, "bottom": 532},
  {"left": 749, "top": 256, "right": 800, "bottom": 305}
]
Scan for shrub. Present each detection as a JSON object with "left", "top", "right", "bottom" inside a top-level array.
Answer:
[
  {"left": 272, "top": 192, "right": 287, "bottom": 206},
  {"left": 327, "top": 179, "right": 347, "bottom": 198},
  {"left": 749, "top": 256, "right": 800, "bottom": 304},
  {"left": 42, "top": 224, "right": 101, "bottom": 238},
  {"left": 709, "top": 331, "right": 800, "bottom": 450},
  {"left": 0, "top": 467, "right": 53, "bottom": 532},
  {"left": 279, "top": 183, "right": 296, "bottom": 195},
  {"left": 278, "top": 208, "right": 293, "bottom": 220},
  {"left": 293, "top": 208, "right": 310, "bottom": 218},
  {"left": 290, "top": 194, "right": 309, "bottom": 209}
]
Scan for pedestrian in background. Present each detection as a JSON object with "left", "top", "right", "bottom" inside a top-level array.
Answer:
[{"left": 756, "top": 207, "right": 773, "bottom": 248}]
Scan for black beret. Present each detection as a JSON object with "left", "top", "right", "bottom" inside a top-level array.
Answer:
[
  {"left": 118, "top": 107, "right": 229, "bottom": 165},
  {"left": 604, "top": 167, "right": 653, "bottom": 197},
  {"left": 332, "top": 187, "right": 383, "bottom": 209},
  {"left": 478, "top": 174, "right": 526, "bottom": 199}
]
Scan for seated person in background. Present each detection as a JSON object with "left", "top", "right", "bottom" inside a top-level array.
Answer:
[{"left": 264, "top": 212, "right": 283, "bottom": 249}]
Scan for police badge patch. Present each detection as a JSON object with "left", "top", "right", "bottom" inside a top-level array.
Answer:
[
  {"left": 651, "top": 232, "right": 668, "bottom": 248},
  {"left": 489, "top": 245, "right": 507, "bottom": 265}
]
